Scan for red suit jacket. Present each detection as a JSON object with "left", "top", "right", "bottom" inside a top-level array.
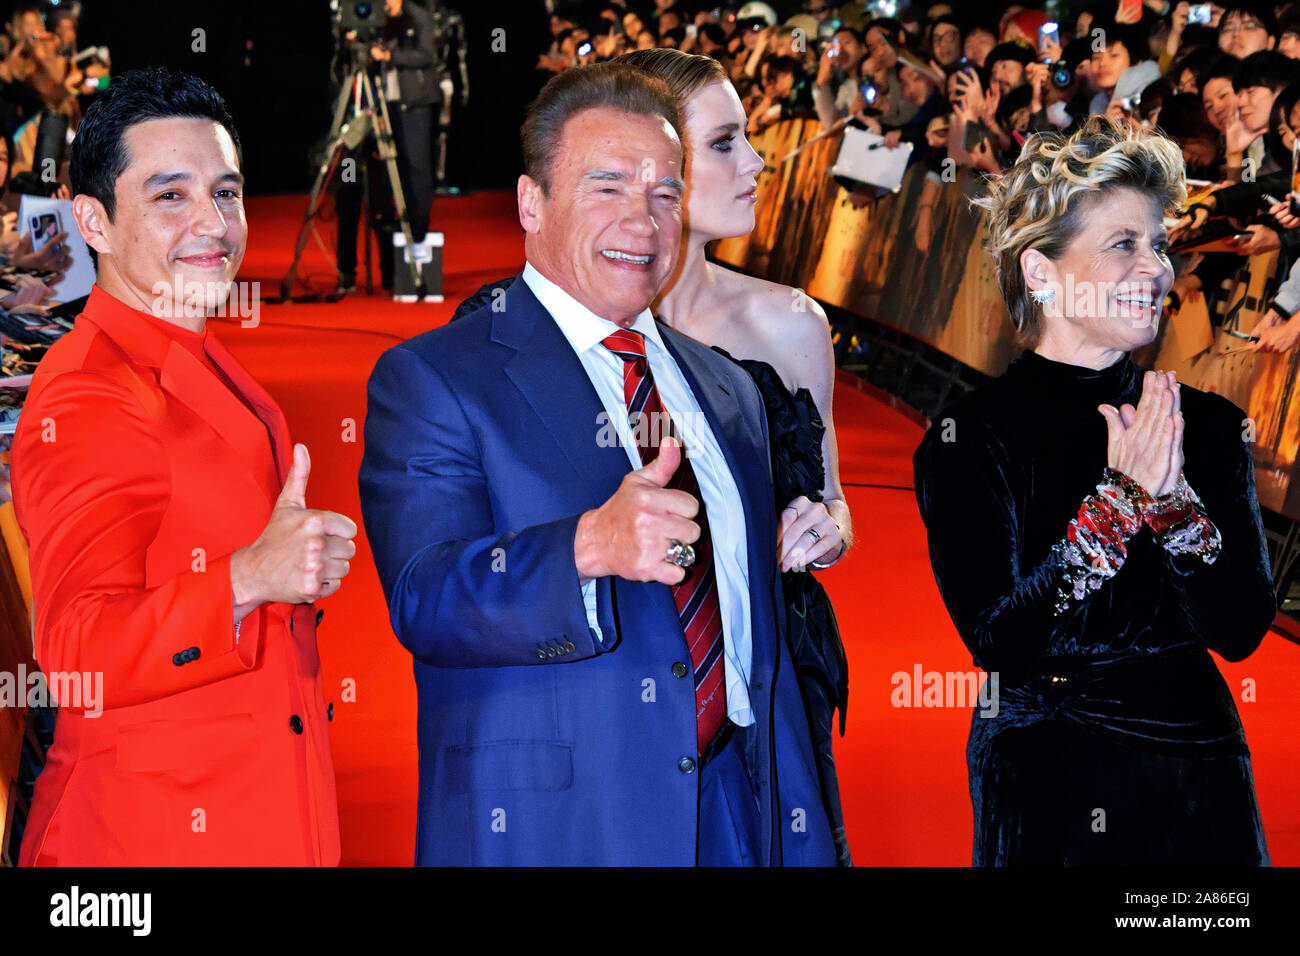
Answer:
[{"left": 11, "top": 285, "right": 340, "bottom": 865}]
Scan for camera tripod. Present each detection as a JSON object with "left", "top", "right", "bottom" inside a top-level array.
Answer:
[{"left": 279, "top": 45, "right": 425, "bottom": 301}]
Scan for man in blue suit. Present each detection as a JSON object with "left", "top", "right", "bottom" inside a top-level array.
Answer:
[{"left": 359, "top": 62, "right": 836, "bottom": 865}]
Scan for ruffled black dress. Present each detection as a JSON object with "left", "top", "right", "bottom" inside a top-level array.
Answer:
[
  {"left": 720, "top": 351, "right": 852, "bottom": 867},
  {"left": 913, "top": 350, "right": 1273, "bottom": 866}
]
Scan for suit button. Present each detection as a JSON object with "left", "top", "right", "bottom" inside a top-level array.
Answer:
[
  {"left": 564, "top": 641, "right": 575, "bottom": 653},
  {"left": 327, "top": 702, "right": 334, "bottom": 722},
  {"left": 289, "top": 714, "right": 304, "bottom": 734},
  {"left": 678, "top": 756, "right": 696, "bottom": 774},
  {"left": 536, "top": 649, "right": 547, "bottom": 660},
  {"left": 316, "top": 609, "right": 325, "bottom": 626},
  {"left": 671, "top": 661, "right": 688, "bottom": 679},
  {"left": 546, "top": 646, "right": 557, "bottom": 657}
]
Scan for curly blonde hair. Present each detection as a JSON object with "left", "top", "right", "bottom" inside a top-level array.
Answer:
[{"left": 972, "top": 115, "right": 1187, "bottom": 347}]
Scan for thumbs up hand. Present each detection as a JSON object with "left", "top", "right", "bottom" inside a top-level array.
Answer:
[
  {"left": 231, "top": 443, "right": 359, "bottom": 614},
  {"left": 574, "top": 436, "right": 701, "bottom": 585},
  {"left": 276, "top": 442, "right": 312, "bottom": 509}
]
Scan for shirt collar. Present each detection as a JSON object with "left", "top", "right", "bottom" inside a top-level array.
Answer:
[{"left": 521, "top": 261, "right": 666, "bottom": 357}]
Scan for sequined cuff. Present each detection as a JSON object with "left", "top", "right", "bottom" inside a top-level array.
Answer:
[
  {"left": 1051, "top": 468, "right": 1153, "bottom": 614},
  {"left": 1143, "top": 473, "right": 1222, "bottom": 564}
]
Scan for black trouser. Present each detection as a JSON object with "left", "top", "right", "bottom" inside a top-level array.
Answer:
[
  {"left": 335, "top": 146, "right": 388, "bottom": 284},
  {"left": 390, "top": 101, "right": 434, "bottom": 239},
  {"left": 335, "top": 100, "right": 435, "bottom": 287}
]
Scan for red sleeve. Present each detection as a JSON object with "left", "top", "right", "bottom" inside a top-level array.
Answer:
[{"left": 12, "top": 370, "right": 263, "bottom": 712}]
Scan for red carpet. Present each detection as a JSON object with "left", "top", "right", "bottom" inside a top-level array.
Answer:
[{"left": 214, "top": 192, "right": 1300, "bottom": 865}]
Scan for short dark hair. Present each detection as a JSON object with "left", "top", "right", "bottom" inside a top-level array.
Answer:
[
  {"left": 699, "top": 22, "right": 726, "bottom": 46},
  {"left": 986, "top": 40, "right": 1034, "bottom": 70},
  {"left": 1170, "top": 46, "right": 1223, "bottom": 93},
  {"left": 866, "top": 18, "right": 905, "bottom": 45},
  {"left": 69, "top": 67, "right": 242, "bottom": 221},
  {"left": 521, "top": 61, "right": 683, "bottom": 197},
  {"left": 1220, "top": 5, "right": 1277, "bottom": 37},
  {"left": 834, "top": 26, "right": 865, "bottom": 46},
  {"left": 1157, "top": 92, "right": 1220, "bottom": 143},
  {"left": 764, "top": 55, "right": 802, "bottom": 79},
  {"left": 1204, "top": 52, "right": 1243, "bottom": 87},
  {"left": 1233, "top": 49, "right": 1300, "bottom": 93},
  {"left": 1091, "top": 19, "right": 1147, "bottom": 64}
]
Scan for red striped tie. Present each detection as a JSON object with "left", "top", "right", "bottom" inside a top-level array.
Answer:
[{"left": 601, "top": 329, "right": 727, "bottom": 754}]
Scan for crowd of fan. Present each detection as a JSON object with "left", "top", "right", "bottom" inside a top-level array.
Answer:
[
  {"left": 538, "top": 1, "right": 1300, "bottom": 351},
  {"left": 0, "top": 1, "right": 110, "bottom": 502},
  {"left": 0, "top": 1, "right": 108, "bottom": 329}
]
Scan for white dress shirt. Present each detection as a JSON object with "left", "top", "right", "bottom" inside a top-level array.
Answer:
[{"left": 521, "top": 262, "right": 754, "bottom": 728}]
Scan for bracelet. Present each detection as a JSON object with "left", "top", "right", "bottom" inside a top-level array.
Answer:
[
  {"left": 1143, "top": 473, "right": 1222, "bottom": 563},
  {"left": 1051, "top": 467, "right": 1152, "bottom": 614},
  {"left": 810, "top": 539, "right": 847, "bottom": 570}
]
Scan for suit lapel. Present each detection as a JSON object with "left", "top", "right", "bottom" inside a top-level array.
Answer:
[
  {"left": 203, "top": 332, "right": 293, "bottom": 487},
  {"left": 157, "top": 340, "right": 283, "bottom": 505},
  {"left": 496, "top": 276, "right": 632, "bottom": 503}
]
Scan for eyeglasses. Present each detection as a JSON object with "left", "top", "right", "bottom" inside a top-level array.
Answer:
[{"left": 1220, "top": 19, "right": 1264, "bottom": 34}]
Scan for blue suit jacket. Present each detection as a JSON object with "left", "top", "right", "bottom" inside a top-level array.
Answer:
[{"left": 359, "top": 274, "right": 836, "bottom": 865}]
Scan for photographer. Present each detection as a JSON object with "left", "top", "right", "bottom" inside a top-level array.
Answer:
[
  {"left": 372, "top": 0, "right": 437, "bottom": 238},
  {"left": 336, "top": 0, "right": 437, "bottom": 295}
]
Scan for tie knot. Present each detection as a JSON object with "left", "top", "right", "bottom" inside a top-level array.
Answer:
[{"left": 601, "top": 328, "right": 647, "bottom": 364}]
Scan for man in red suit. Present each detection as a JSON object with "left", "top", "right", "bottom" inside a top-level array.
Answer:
[{"left": 10, "top": 68, "right": 357, "bottom": 864}]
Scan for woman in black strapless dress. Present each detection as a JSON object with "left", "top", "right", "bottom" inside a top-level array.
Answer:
[
  {"left": 724, "top": 354, "right": 851, "bottom": 863},
  {"left": 617, "top": 48, "right": 854, "bottom": 864}
]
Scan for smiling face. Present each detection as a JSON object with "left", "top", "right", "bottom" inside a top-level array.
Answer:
[
  {"left": 678, "top": 80, "right": 765, "bottom": 243},
  {"left": 519, "top": 106, "right": 683, "bottom": 326},
  {"left": 1237, "top": 83, "right": 1277, "bottom": 133},
  {"left": 1202, "top": 76, "right": 1237, "bottom": 130},
  {"left": 1029, "top": 187, "right": 1174, "bottom": 354},
  {"left": 834, "top": 30, "right": 864, "bottom": 71},
  {"left": 73, "top": 117, "right": 246, "bottom": 323}
]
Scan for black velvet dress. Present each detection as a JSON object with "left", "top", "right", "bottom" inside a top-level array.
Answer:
[
  {"left": 913, "top": 350, "right": 1273, "bottom": 867},
  {"left": 721, "top": 351, "right": 852, "bottom": 867}
]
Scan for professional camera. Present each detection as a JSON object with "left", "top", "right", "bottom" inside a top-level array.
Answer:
[{"left": 334, "top": 0, "right": 387, "bottom": 44}]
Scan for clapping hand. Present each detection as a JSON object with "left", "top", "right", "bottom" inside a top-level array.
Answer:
[{"left": 1098, "top": 370, "right": 1183, "bottom": 498}]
